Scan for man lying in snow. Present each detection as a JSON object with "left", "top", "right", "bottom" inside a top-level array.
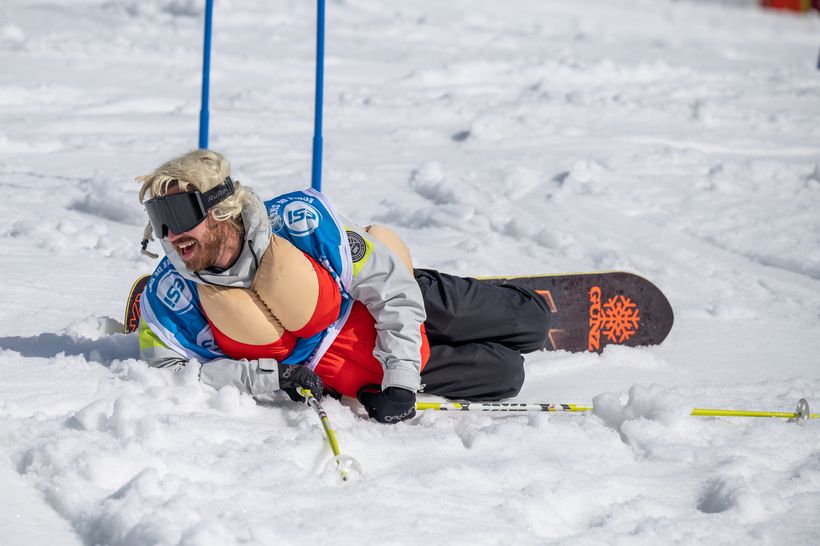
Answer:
[{"left": 136, "top": 149, "right": 551, "bottom": 423}]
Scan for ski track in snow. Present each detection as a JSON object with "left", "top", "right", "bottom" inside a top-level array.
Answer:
[{"left": 1, "top": 0, "right": 820, "bottom": 544}]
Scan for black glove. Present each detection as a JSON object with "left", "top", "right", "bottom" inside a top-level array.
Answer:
[
  {"left": 357, "top": 386, "right": 416, "bottom": 424},
  {"left": 278, "top": 364, "right": 324, "bottom": 403}
]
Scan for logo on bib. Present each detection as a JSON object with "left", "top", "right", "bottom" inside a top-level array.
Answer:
[
  {"left": 157, "top": 271, "right": 194, "bottom": 313},
  {"left": 347, "top": 231, "right": 366, "bottom": 262},
  {"left": 283, "top": 202, "right": 321, "bottom": 237},
  {"left": 196, "top": 325, "right": 218, "bottom": 352}
]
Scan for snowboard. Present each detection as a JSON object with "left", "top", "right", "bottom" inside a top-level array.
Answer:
[
  {"left": 124, "top": 271, "right": 674, "bottom": 353},
  {"left": 479, "top": 272, "right": 673, "bottom": 353}
]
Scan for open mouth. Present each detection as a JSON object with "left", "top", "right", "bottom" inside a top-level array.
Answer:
[{"left": 176, "top": 240, "right": 198, "bottom": 261}]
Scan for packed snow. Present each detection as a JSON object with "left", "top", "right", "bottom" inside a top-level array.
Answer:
[{"left": 1, "top": 0, "right": 819, "bottom": 544}]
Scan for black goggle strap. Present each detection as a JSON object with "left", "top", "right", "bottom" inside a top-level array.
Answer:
[{"left": 200, "top": 176, "right": 235, "bottom": 211}]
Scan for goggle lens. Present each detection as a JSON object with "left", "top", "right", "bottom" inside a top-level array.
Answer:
[
  {"left": 143, "top": 177, "right": 234, "bottom": 238},
  {"left": 145, "top": 192, "right": 207, "bottom": 238}
]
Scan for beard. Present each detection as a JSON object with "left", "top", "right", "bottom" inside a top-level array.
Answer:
[{"left": 173, "top": 216, "right": 234, "bottom": 272}]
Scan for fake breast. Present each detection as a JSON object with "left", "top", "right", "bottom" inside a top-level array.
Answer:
[{"left": 197, "top": 234, "right": 337, "bottom": 361}]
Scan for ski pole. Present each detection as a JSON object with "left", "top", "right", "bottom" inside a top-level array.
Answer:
[
  {"left": 299, "top": 388, "right": 363, "bottom": 482},
  {"left": 310, "top": 0, "right": 325, "bottom": 191},
  {"left": 198, "top": 0, "right": 215, "bottom": 149},
  {"left": 416, "top": 398, "right": 818, "bottom": 421},
  {"left": 300, "top": 388, "right": 343, "bottom": 455},
  {"left": 416, "top": 402, "right": 593, "bottom": 413},
  {"left": 690, "top": 400, "right": 817, "bottom": 420}
]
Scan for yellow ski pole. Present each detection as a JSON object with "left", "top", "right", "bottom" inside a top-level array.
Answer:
[
  {"left": 691, "top": 398, "right": 817, "bottom": 420},
  {"left": 415, "top": 402, "right": 593, "bottom": 413},
  {"left": 299, "top": 388, "right": 363, "bottom": 482},
  {"left": 416, "top": 398, "right": 817, "bottom": 421}
]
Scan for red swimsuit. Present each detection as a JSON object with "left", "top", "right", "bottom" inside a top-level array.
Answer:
[{"left": 204, "top": 252, "right": 429, "bottom": 397}]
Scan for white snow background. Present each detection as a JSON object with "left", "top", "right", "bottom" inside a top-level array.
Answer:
[{"left": 1, "top": 0, "right": 819, "bottom": 544}]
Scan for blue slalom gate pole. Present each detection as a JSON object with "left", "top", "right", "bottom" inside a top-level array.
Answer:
[
  {"left": 311, "top": 0, "right": 325, "bottom": 191},
  {"left": 199, "top": 0, "right": 215, "bottom": 149}
]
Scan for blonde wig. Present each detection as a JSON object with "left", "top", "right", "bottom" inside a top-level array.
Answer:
[{"left": 137, "top": 149, "right": 258, "bottom": 229}]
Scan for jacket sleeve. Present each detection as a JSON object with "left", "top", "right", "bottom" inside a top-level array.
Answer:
[
  {"left": 344, "top": 224, "right": 426, "bottom": 392},
  {"left": 138, "top": 318, "right": 281, "bottom": 395}
]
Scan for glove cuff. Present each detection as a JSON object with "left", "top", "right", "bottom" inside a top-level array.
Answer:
[{"left": 383, "top": 386, "right": 416, "bottom": 403}]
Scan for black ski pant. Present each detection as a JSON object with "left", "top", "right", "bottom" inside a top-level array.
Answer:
[{"left": 415, "top": 269, "right": 552, "bottom": 401}]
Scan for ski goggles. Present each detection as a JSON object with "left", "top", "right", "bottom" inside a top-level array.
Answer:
[{"left": 144, "top": 176, "right": 235, "bottom": 238}]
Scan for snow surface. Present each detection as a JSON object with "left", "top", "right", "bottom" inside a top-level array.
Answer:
[{"left": 1, "top": 0, "right": 819, "bottom": 544}]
